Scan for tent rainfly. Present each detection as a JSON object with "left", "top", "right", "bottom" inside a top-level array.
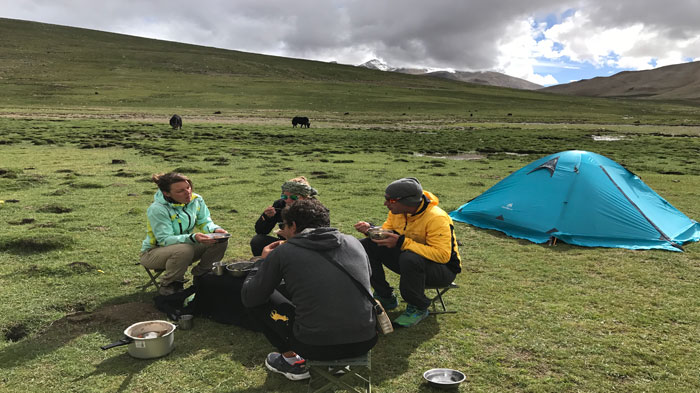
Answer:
[{"left": 449, "top": 150, "right": 700, "bottom": 251}]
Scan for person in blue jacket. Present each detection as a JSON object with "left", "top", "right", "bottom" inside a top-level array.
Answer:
[{"left": 140, "top": 172, "right": 229, "bottom": 295}]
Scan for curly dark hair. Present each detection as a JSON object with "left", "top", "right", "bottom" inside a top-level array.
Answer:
[{"left": 281, "top": 199, "right": 330, "bottom": 233}]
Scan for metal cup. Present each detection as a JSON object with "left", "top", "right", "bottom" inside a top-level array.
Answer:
[
  {"left": 212, "top": 261, "right": 226, "bottom": 276},
  {"left": 179, "top": 314, "right": 194, "bottom": 330}
]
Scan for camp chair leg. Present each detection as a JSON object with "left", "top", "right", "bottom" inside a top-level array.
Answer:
[
  {"left": 309, "top": 369, "right": 369, "bottom": 393},
  {"left": 307, "top": 352, "right": 371, "bottom": 393},
  {"left": 426, "top": 283, "right": 458, "bottom": 314},
  {"left": 138, "top": 264, "right": 163, "bottom": 291}
]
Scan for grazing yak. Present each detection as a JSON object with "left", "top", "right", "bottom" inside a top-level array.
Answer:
[
  {"left": 169, "top": 114, "right": 182, "bottom": 130},
  {"left": 292, "top": 116, "right": 310, "bottom": 128}
]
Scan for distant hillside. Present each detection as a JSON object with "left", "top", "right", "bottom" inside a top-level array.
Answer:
[
  {"left": 359, "top": 59, "right": 542, "bottom": 90},
  {"left": 2, "top": 17, "right": 700, "bottom": 126},
  {"left": 541, "top": 62, "right": 700, "bottom": 100},
  {"left": 3, "top": 17, "right": 515, "bottom": 115}
]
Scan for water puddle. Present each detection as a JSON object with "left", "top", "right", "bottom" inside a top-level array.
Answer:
[
  {"left": 592, "top": 135, "right": 625, "bottom": 141},
  {"left": 414, "top": 152, "right": 485, "bottom": 160}
]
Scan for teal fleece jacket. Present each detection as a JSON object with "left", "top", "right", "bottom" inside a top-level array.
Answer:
[{"left": 140, "top": 190, "right": 221, "bottom": 252}]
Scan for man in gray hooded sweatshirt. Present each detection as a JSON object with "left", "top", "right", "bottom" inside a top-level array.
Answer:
[{"left": 242, "top": 199, "right": 377, "bottom": 381}]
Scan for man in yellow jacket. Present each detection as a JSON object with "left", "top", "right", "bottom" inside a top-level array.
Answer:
[{"left": 355, "top": 177, "right": 461, "bottom": 327}]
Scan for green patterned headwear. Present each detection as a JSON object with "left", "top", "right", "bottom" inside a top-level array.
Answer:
[{"left": 281, "top": 181, "right": 318, "bottom": 198}]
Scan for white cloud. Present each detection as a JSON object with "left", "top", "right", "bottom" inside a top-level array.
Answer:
[
  {"left": 614, "top": 56, "right": 654, "bottom": 70},
  {"left": 3, "top": 0, "right": 700, "bottom": 86},
  {"left": 544, "top": 10, "right": 697, "bottom": 71},
  {"left": 528, "top": 73, "right": 559, "bottom": 86},
  {"left": 491, "top": 5, "right": 699, "bottom": 86},
  {"left": 495, "top": 19, "right": 560, "bottom": 85}
]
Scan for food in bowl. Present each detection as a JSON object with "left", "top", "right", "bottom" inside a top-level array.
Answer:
[
  {"left": 367, "top": 227, "right": 393, "bottom": 240},
  {"left": 226, "top": 261, "right": 255, "bottom": 277}
]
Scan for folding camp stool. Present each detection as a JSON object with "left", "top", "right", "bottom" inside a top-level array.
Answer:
[
  {"left": 307, "top": 351, "right": 371, "bottom": 393},
  {"left": 138, "top": 264, "right": 164, "bottom": 291},
  {"left": 425, "top": 282, "right": 459, "bottom": 314}
]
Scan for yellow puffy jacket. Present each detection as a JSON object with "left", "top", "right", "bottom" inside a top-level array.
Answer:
[{"left": 381, "top": 191, "right": 461, "bottom": 273}]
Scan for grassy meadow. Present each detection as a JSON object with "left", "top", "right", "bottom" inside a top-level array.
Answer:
[{"left": 1, "top": 18, "right": 700, "bottom": 393}]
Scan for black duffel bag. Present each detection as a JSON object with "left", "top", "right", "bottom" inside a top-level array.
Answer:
[{"left": 154, "top": 272, "right": 260, "bottom": 331}]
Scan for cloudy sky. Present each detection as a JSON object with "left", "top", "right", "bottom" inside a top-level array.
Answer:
[{"left": 3, "top": 0, "right": 699, "bottom": 86}]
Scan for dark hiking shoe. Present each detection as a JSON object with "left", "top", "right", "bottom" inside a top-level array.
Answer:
[
  {"left": 265, "top": 352, "right": 310, "bottom": 381},
  {"left": 158, "top": 281, "right": 185, "bottom": 296},
  {"left": 158, "top": 283, "right": 179, "bottom": 296},
  {"left": 373, "top": 291, "right": 399, "bottom": 310}
]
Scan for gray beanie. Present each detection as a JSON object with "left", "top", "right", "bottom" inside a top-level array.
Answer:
[{"left": 385, "top": 177, "right": 423, "bottom": 206}]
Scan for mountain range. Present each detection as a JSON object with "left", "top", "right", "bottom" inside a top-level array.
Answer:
[
  {"left": 540, "top": 61, "right": 700, "bottom": 100},
  {"left": 360, "top": 58, "right": 700, "bottom": 101},
  {"left": 358, "top": 59, "right": 543, "bottom": 90}
]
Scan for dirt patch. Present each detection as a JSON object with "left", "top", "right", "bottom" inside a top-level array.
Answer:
[
  {"left": 114, "top": 170, "right": 140, "bottom": 178},
  {"left": 8, "top": 218, "right": 35, "bottom": 225},
  {"left": 0, "top": 234, "right": 73, "bottom": 253},
  {"left": 4, "top": 323, "right": 29, "bottom": 341},
  {"left": 67, "top": 261, "right": 97, "bottom": 272},
  {"left": 71, "top": 182, "right": 105, "bottom": 189},
  {"left": 37, "top": 204, "right": 72, "bottom": 213},
  {"left": 0, "top": 168, "right": 21, "bottom": 178},
  {"left": 65, "top": 302, "right": 162, "bottom": 326},
  {"left": 47, "top": 189, "right": 70, "bottom": 196},
  {"left": 33, "top": 222, "right": 57, "bottom": 228}
]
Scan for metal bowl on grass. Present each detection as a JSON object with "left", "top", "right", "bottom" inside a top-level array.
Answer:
[{"left": 423, "top": 368, "right": 466, "bottom": 389}]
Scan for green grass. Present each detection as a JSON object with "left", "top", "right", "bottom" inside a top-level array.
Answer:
[
  {"left": 1, "top": 119, "right": 698, "bottom": 393},
  {"left": 1, "top": 17, "right": 700, "bottom": 393}
]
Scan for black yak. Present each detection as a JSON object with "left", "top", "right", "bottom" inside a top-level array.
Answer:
[
  {"left": 292, "top": 116, "right": 310, "bottom": 128},
  {"left": 170, "top": 114, "right": 182, "bottom": 130}
]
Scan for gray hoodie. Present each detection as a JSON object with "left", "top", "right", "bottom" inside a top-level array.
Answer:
[{"left": 241, "top": 227, "right": 377, "bottom": 345}]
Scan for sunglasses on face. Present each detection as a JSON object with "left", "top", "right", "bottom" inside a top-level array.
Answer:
[
  {"left": 384, "top": 195, "right": 403, "bottom": 204},
  {"left": 281, "top": 194, "right": 299, "bottom": 201}
]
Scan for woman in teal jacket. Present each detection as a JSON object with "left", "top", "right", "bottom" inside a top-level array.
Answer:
[{"left": 140, "top": 172, "right": 229, "bottom": 295}]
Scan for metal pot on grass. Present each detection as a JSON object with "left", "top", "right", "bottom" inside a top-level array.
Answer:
[{"left": 101, "top": 320, "right": 176, "bottom": 359}]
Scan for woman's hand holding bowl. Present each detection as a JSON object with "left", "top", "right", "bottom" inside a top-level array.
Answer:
[{"left": 195, "top": 233, "right": 217, "bottom": 244}]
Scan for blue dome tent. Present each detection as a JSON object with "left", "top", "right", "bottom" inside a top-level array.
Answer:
[{"left": 449, "top": 150, "right": 700, "bottom": 251}]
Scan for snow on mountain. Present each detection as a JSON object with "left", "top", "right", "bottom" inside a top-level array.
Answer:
[
  {"left": 357, "top": 59, "right": 542, "bottom": 90},
  {"left": 358, "top": 59, "right": 396, "bottom": 71}
]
